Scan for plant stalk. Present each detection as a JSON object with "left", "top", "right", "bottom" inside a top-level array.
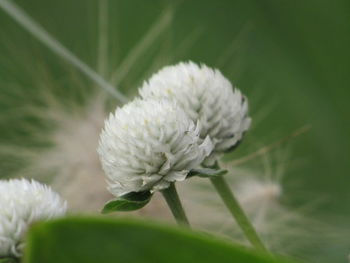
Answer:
[
  {"left": 161, "top": 183, "right": 190, "bottom": 227},
  {"left": 210, "top": 175, "right": 268, "bottom": 253}
]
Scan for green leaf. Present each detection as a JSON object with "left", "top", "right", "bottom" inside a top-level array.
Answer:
[
  {"left": 0, "top": 258, "right": 18, "bottom": 263},
  {"left": 188, "top": 168, "right": 228, "bottom": 178},
  {"left": 101, "top": 191, "right": 152, "bottom": 214},
  {"left": 23, "top": 217, "right": 297, "bottom": 263}
]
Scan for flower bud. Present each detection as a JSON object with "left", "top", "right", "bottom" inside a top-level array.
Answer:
[
  {"left": 97, "top": 99, "right": 213, "bottom": 197},
  {"left": 0, "top": 178, "right": 67, "bottom": 257},
  {"left": 140, "top": 61, "right": 251, "bottom": 164}
]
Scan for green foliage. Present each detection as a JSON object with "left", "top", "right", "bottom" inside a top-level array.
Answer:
[
  {"left": 0, "top": 258, "right": 18, "bottom": 263},
  {"left": 188, "top": 167, "right": 228, "bottom": 178},
  {"left": 102, "top": 191, "right": 152, "bottom": 213},
  {"left": 23, "top": 217, "right": 296, "bottom": 263},
  {"left": 0, "top": 0, "right": 349, "bottom": 261}
]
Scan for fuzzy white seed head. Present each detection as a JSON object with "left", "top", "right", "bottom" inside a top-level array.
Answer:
[
  {"left": 235, "top": 178, "right": 282, "bottom": 208},
  {"left": 97, "top": 99, "right": 213, "bottom": 197},
  {"left": 140, "top": 61, "right": 251, "bottom": 164},
  {"left": 0, "top": 178, "right": 67, "bottom": 257}
]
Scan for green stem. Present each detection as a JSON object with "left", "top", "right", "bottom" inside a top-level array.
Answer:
[
  {"left": 210, "top": 175, "right": 268, "bottom": 253},
  {"left": 161, "top": 183, "right": 190, "bottom": 227}
]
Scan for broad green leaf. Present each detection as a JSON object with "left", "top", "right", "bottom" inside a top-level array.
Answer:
[
  {"left": 102, "top": 191, "right": 152, "bottom": 213},
  {"left": 23, "top": 217, "right": 297, "bottom": 263},
  {"left": 0, "top": 258, "right": 18, "bottom": 263}
]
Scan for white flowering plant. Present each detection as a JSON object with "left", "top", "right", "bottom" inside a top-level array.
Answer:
[
  {"left": 140, "top": 61, "right": 251, "bottom": 165},
  {"left": 0, "top": 0, "right": 346, "bottom": 263},
  {"left": 97, "top": 98, "right": 213, "bottom": 214},
  {"left": 93, "top": 60, "right": 270, "bottom": 251},
  {"left": 0, "top": 179, "right": 66, "bottom": 261}
]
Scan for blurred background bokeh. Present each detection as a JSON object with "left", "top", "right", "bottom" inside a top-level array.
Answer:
[{"left": 0, "top": 0, "right": 349, "bottom": 262}]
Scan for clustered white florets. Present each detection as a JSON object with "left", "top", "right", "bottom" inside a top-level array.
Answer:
[
  {"left": 98, "top": 61, "right": 251, "bottom": 197},
  {"left": 0, "top": 179, "right": 67, "bottom": 257},
  {"left": 140, "top": 61, "right": 251, "bottom": 164},
  {"left": 98, "top": 99, "right": 213, "bottom": 197}
]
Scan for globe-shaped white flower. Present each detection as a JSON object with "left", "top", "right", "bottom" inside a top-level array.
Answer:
[
  {"left": 0, "top": 178, "right": 67, "bottom": 257},
  {"left": 139, "top": 61, "right": 251, "bottom": 164},
  {"left": 97, "top": 99, "right": 213, "bottom": 197}
]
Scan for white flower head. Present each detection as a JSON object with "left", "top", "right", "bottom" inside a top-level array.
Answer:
[
  {"left": 139, "top": 61, "right": 251, "bottom": 164},
  {"left": 0, "top": 178, "right": 67, "bottom": 257},
  {"left": 97, "top": 98, "right": 213, "bottom": 197}
]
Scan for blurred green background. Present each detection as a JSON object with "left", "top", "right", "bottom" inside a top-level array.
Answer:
[{"left": 0, "top": 0, "right": 349, "bottom": 262}]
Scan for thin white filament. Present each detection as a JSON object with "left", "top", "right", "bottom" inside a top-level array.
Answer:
[
  {"left": 110, "top": 7, "right": 173, "bottom": 85},
  {"left": 0, "top": 0, "right": 128, "bottom": 103}
]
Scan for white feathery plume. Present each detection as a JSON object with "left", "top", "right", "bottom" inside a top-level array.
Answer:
[
  {"left": 178, "top": 171, "right": 282, "bottom": 244},
  {"left": 8, "top": 93, "right": 114, "bottom": 213},
  {"left": 0, "top": 178, "right": 67, "bottom": 257}
]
